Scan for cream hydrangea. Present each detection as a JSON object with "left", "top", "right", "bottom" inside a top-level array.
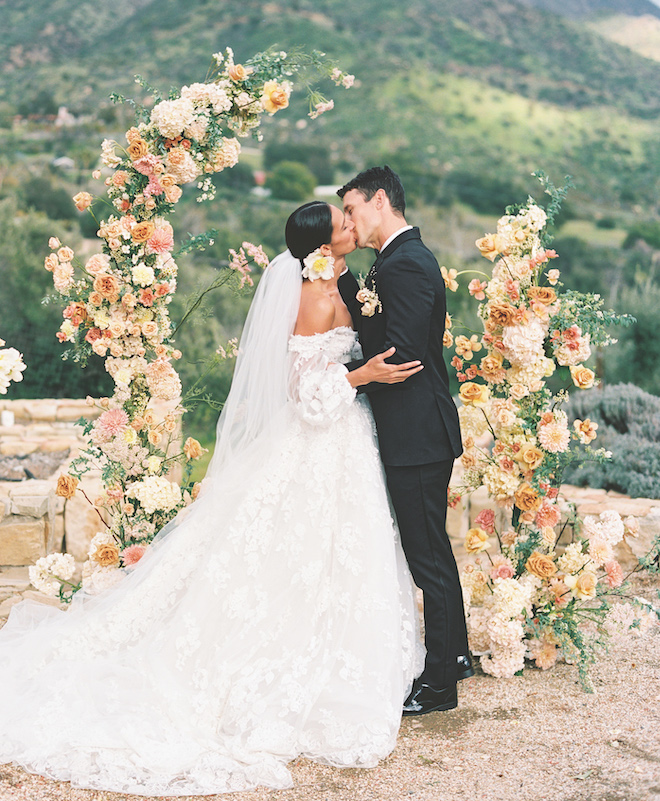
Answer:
[
  {"left": 557, "top": 542, "right": 593, "bottom": 575},
  {"left": 126, "top": 475, "right": 182, "bottom": 514},
  {"left": 492, "top": 577, "right": 534, "bottom": 618},
  {"left": 131, "top": 263, "right": 155, "bottom": 287},
  {"left": 482, "top": 463, "right": 520, "bottom": 501},
  {"left": 29, "top": 553, "right": 76, "bottom": 596},
  {"left": 458, "top": 403, "right": 490, "bottom": 439},
  {"left": 151, "top": 97, "right": 196, "bottom": 139},
  {"left": 502, "top": 319, "right": 546, "bottom": 366}
]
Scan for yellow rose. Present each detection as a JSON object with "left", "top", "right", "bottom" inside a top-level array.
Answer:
[
  {"left": 480, "top": 352, "right": 505, "bottom": 381},
  {"left": 262, "top": 80, "right": 290, "bottom": 114},
  {"left": 570, "top": 365, "right": 595, "bottom": 389},
  {"left": 514, "top": 482, "right": 542, "bottom": 512},
  {"left": 565, "top": 571, "right": 597, "bottom": 599},
  {"left": 465, "top": 527, "right": 491, "bottom": 554},
  {"left": 93, "top": 542, "right": 120, "bottom": 567},
  {"left": 525, "top": 551, "right": 557, "bottom": 579},
  {"left": 458, "top": 382, "right": 490, "bottom": 407},
  {"left": 517, "top": 442, "right": 544, "bottom": 471},
  {"left": 55, "top": 474, "right": 79, "bottom": 499},
  {"left": 475, "top": 234, "right": 506, "bottom": 261}
]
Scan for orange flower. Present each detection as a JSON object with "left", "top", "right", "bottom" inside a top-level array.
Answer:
[
  {"left": 514, "top": 482, "right": 542, "bottom": 512},
  {"left": 73, "top": 191, "right": 93, "bottom": 211},
  {"left": 261, "top": 80, "right": 290, "bottom": 114},
  {"left": 131, "top": 221, "right": 156, "bottom": 242},
  {"left": 93, "top": 274, "right": 121, "bottom": 303},
  {"left": 570, "top": 365, "right": 595, "bottom": 389},
  {"left": 525, "top": 551, "right": 557, "bottom": 579},
  {"left": 527, "top": 286, "right": 557, "bottom": 305},
  {"left": 55, "top": 474, "right": 79, "bottom": 499},
  {"left": 476, "top": 234, "right": 506, "bottom": 261},
  {"left": 487, "top": 302, "right": 517, "bottom": 327},
  {"left": 127, "top": 139, "right": 149, "bottom": 160},
  {"left": 228, "top": 64, "right": 249, "bottom": 82},
  {"left": 183, "top": 437, "right": 206, "bottom": 460},
  {"left": 458, "top": 382, "right": 490, "bottom": 407}
]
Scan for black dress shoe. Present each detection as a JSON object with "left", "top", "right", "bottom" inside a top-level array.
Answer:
[
  {"left": 402, "top": 683, "right": 458, "bottom": 716},
  {"left": 456, "top": 654, "right": 475, "bottom": 681}
]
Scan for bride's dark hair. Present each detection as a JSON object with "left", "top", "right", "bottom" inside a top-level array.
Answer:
[{"left": 285, "top": 201, "right": 333, "bottom": 269}]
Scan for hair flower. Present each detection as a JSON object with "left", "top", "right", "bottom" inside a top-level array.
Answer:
[{"left": 302, "top": 249, "right": 334, "bottom": 281}]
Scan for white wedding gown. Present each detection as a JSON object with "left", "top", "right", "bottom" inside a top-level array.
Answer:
[{"left": 0, "top": 326, "right": 423, "bottom": 796}]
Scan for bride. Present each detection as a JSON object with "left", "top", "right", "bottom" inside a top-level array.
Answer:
[{"left": 0, "top": 200, "right": 425, "bottom": 796}]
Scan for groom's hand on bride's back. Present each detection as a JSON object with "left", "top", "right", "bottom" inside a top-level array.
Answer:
[{"left": 347, "top": 347, "right": 423, "bottom": 388}]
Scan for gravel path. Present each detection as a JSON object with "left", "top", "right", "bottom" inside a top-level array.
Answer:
[{"left": 1, "top": 578, "right": 658, "bottom": 801}]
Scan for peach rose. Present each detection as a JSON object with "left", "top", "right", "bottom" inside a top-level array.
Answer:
[
  {"left": 458, "top": 382, "right": 490, "bottom": 407},
  {"left": 517, "top": 442, "right": 544, "bottom": 471},
  {"left": 514, "top": 482, "right": 542, "bottom": 512},
  {"left": 93, "top": 274, "right": 121, "bottom": 303},
  {"left": 164, "top": 185, "right": 183, "bottom": 203},
  {"left": 475, "top": 234, "right": 506, "bottom": 262},
  {"left": 93, "top": 541, "right": 120, "bottom": 567},
  {"left": 141, "top": 321, "right": 159, "bottom": 339},
  {"left": 73, "top": 191, "right": 93, "bottom": 211},
  {"left": 127, "top": 139, "right": 149, "bottom": 160},
  {"left": 44, "top": 254, "right": 58, "bottom": 272},
  {"left": 570, "top": 365, "right": 595, "bottom": 389},
  {"left": 85, "top": 254, "right": 110, "bottom": 276},
  {"left": 566, "top": 571, "right": 597, "bottom": 599},
  {"left": 228, "top": 64, "right": 248, "bottom": 82},
  {"left": 488, "top": 302, "right": 517, "bottom": 327},
  {"left": 57, "top": 246, "right": 74, "bottom": 262},
  {"left": 262, "top": 80, "right": 290, "bottom": 114},
  {"left": 525, "top": 551, "right": 557, "bottom": 579},
  {"left": 55, "top": 474, "right": 79, "bottom": 499},
  {"left": 183, "top": 437, "right": 206, "bottom": 460},
  {"left": 527, "top": 286, "right": 557, "bottom": 305},
  {"left": 131, "top": 221, "right": 155, "bottom": 242},
  {"left": 465, "top": 527, "right": 491, "bottom": 554},
  {"left": 148, "top": 429, "right": 162, "bottom": 446}
]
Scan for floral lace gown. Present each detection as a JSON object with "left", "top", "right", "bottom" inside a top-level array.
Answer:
[{"left": 0, "top": 326, "right": 423, "bottom": 796}]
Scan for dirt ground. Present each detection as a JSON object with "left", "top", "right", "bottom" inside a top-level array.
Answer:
[{"left": 1, "top": 578, "right": 658, "bottom": 801}]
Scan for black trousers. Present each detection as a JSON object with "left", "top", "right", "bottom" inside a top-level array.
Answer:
[{"left": 385, "top": 459, "right": 469, "bottom": 687}]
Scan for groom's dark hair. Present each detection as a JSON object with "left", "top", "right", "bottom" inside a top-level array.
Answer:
[{"left": 337, "top": 165, "right": 406, "bottom": 216}]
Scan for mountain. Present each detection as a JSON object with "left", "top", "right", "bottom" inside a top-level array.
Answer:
[
  {"left": 2, "top": 0, "right": 660, "bottom": 213},
  {"left": 520, "top": 0, "right": 660, "bottom": 18}
]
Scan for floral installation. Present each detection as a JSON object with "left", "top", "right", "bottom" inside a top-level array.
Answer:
[
  {"left": 40, "top": 46, "right": 353, "bottom": 602},
  {"left": 446, "top": 172, "right": 656, "bottom": 689},
  {"left": 0, "top": 338, "right": 27, "bottom": 394}
]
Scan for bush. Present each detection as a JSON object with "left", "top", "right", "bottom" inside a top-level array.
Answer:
[
  {"left": 623, "top": 221, "right": 660, "bottom": 250},
  {"left": 564, "top": 383, "right": 660, "bottom": 498},
  {"left": 23, "top": 176, "right": 77, "bottom": 221},
  {"left": 266, "top": 161, "right": 316, "bottom": 201}
]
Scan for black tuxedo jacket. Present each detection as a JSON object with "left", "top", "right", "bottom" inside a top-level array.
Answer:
[{"left": 338, "top": 227, "right": 463, "bottom": 467}]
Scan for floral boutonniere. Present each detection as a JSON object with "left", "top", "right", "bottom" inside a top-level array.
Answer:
[{"left": 356, "top": 286, "right": 382, "bottom": 317}]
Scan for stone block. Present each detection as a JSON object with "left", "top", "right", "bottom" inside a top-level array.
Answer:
[
  {"left": 24, "top": 402, "right": 58, "bottom": 422},
  {"left": 0, "top": 566, "right": 31, "bottom": 593},
  {"left": 0, "top": 441, "right": 39, "bottom": 457},
  {"left": 0, "top": 516, "right": 47, "bottom": 565},
  {"left": 56, "top": 404, "right": 98, "bottom": 422},
  {"left": 21, "top": 590, "right": 66, "bottom": 609},
  {"left": 10, "top": 494, "right": 51, "bottom": 518},
  {"left": 0, "top": 497, "right": 8, "bottom": 522}
]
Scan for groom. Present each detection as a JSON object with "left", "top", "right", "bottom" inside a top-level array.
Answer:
[{"left": 337, "top": 166, "right": 473, "bottom": 715}]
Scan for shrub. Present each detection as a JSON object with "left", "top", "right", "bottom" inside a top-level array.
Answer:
[
  {"left": 266, "top": 161, "right": 316, "bottom": 201},
  {"left": 564, "top": 383, "right": 660, "bottom": 498}
]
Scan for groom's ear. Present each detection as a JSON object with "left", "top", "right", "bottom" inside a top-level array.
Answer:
[{"left": 374, "top": 188, "right": 387, "bottom": 210}]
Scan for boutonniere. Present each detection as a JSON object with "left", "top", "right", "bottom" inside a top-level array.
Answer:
[{"left": 356, "top": 286, "right": 382, "bottom": 317}]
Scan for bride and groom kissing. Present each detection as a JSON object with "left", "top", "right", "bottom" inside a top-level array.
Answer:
[{"left": 0, "top": 165, "right": 473, "bottom": 795}]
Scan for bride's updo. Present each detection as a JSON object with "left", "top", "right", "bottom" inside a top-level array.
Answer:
[{"left": 285, "top": 201, "right": 333, "bottom": 270}]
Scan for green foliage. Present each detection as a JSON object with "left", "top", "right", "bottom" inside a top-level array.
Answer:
[
  {"left": 623, "top": 221, "right": 660, "bottom": 250},
  {"left": 23, "top": 176, "right": 77, "bottom": 221},
  {"left": 564, "top": 383, "right": 660, "bottom": 498},
  {"left": 264, "top": 141, "right": 333, "bottom": 184},
  {"left": 266, "top": 161, "right": 316, "bottom": 201},
  {"left": 0, "top": 201, "right": 112, "bottom": 398}
]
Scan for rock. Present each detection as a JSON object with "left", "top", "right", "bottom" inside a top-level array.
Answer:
[
  {"left": 0, "top": 497, "right": 8, "bottom": 522},
  {"left": 0, "top": 461, "right": 26, "bottom": 481},
  {"left": 0, "top": 440, "right": 39, "bottom": 457},
  {"left": 56, "top": 403, "right": 98, "bottom": 422},
  {"left": 0, "top": 516, "right": 47, "bottom": 565},
  {"left": 0, "top": 566, "right": 31, "bottom": 592},
  {"left": 23, "top": 402, "right": 58, "bottom": 422},
  {"left": 21, "top": 590, "right": 66, "bottom": 608},
  {"left": 10, "top": 494, "right": 52, "bottom": 518}
]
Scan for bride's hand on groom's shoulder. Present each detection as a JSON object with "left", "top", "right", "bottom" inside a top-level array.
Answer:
[{"left": 347, "top": 347, "right": 424, "bottom": 388}]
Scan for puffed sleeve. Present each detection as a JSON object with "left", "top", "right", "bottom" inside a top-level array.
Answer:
[{"left": 288, "top": 342, "right": 356, "bottom": 426}]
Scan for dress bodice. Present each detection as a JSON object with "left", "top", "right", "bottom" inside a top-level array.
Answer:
[{"left": 288, "top": 326, "right": 359, "bottom": 365}]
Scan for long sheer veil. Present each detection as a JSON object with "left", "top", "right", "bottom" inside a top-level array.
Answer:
[{"left": 205, "top": 249, "right": 302, "bottom": 478}]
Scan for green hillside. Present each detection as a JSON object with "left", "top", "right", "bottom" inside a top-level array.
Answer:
[{"left": 2, "top": 0, "right": 660, "bottom": 413}]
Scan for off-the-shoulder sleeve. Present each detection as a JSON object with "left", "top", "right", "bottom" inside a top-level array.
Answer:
[{"left": 288, "top": 337, "right": 357, "bottom": 426}]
